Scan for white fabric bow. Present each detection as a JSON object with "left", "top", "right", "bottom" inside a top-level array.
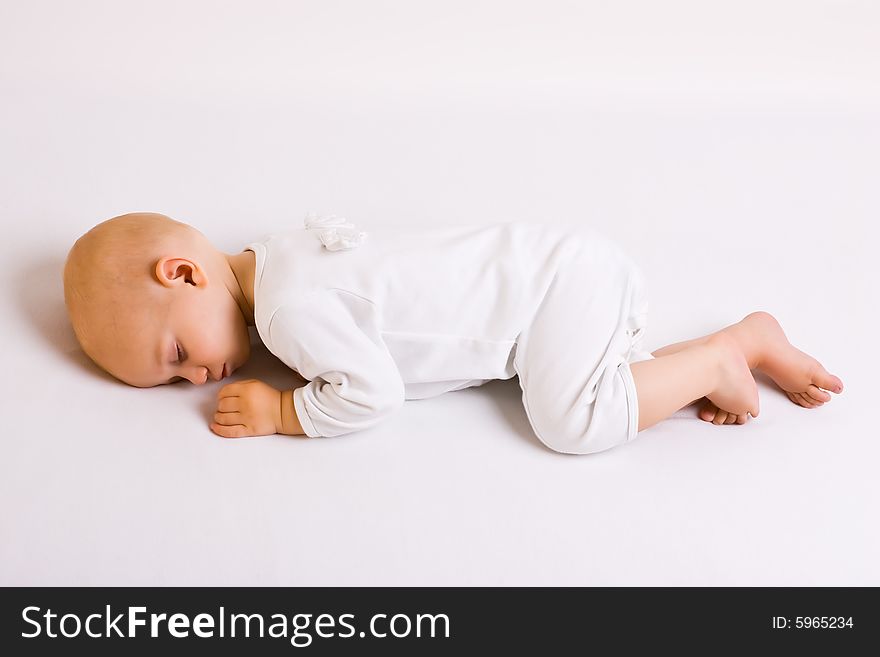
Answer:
[{"left": 303, "top": 212, "right": 367, "bottom": 252}]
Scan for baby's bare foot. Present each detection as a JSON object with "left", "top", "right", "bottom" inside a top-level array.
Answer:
[
  {"left": 697, "top": 311, "right": 843, "bottom": 420},
  {"left": 697, "top": 397, "right": 748, "bottom": 425},
  {"left": 703, "top": 333, "right": 760, "bottom": 423},
  {"left": 745, "top": 311, "right": 844, "bottom": 408}
]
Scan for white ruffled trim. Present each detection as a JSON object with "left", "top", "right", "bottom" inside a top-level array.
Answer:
[{"left": 303, "top": 212, "right": 367, "bottom": 251}]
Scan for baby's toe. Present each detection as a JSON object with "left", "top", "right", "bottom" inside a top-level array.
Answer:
[
  {"left": 785, "top": 392, "right": 807, "bottom": 408},
  {"left": 698, "top": 398, "right": 716, "bottom": 422},
  {"left": 812, "top": 366, "right": 843, "bottom": 394},
  {"left": 805, "top": 384, "right": 830, "bottom": 404},
  {"left": 796, "top": 391, "right": 819, "bottom": 408}
]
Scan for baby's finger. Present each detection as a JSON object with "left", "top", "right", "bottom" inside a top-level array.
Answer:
[
  {"left": 215, "top": 411, "right": 243, "bottom": 425},
  {"left": 735, "top": 414, "right": 747, "bottom": 424},
  {"left": 713, "top": 408, "right": 728, "bottom": 425},
  {"left": 210, "top": 421, "right": 249, "bottom": 438},
  {"left": 217, "top": 385, "right": 240, "bottom": 398},
  {"left": 217, "top": 397, "right": 240, "bottom": 413}
]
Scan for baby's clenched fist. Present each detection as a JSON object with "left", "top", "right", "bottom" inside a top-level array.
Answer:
[{"left": 211, "top": 378, "right": 283, "bottom": 438}]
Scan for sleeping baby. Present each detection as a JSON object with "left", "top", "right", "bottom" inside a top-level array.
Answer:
[{"left": 62, "top": 212, "right": 844, "bottom": 455}]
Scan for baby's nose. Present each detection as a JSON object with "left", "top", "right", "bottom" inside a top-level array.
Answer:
[{"left": 186, "top": 367, "right": 210, "bottom": 385}]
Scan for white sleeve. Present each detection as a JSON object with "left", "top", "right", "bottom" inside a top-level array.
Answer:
[{"left": 267, "top": 290, "right": 405, "bottom": 438}]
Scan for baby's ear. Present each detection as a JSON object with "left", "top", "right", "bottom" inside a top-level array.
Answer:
[{"left": 155, "top": 257, "right": 203, "bottom": 287}]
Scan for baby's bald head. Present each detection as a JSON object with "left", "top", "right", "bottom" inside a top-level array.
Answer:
[{"left": 63, "top": 212, "right": 215, "bottom": 382}]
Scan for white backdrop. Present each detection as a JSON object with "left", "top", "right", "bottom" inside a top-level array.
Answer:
[{"left": 1, "top": 0, "right": 877, "bottom": 585}]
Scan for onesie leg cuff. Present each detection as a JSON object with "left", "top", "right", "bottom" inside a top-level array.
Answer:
[{"left": 618, "top": 360, "right": 640, "bottom": 443}]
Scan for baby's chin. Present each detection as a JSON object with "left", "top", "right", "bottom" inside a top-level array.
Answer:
[{"left": 229, "top": 340, "right": 252, "bottom": 375}]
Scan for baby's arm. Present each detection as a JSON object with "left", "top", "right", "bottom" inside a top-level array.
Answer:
[
  {"left": 267, "top": 294, "right": 405, "bottom": 438},
  {"left": 279, "top": 388, "right": 305, "bottom": 435}
]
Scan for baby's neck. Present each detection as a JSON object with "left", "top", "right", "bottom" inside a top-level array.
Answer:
[{"left": 226, "top": 250, "right": 256, "bottom": 326}]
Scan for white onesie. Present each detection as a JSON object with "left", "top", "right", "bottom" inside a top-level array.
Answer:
[{"left": 245, "top": 217, "right": 654, "bottom": 455}]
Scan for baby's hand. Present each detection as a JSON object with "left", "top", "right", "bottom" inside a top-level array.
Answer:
[{"left": 211, "top": 379, "right": 283, "bottom": 438}]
